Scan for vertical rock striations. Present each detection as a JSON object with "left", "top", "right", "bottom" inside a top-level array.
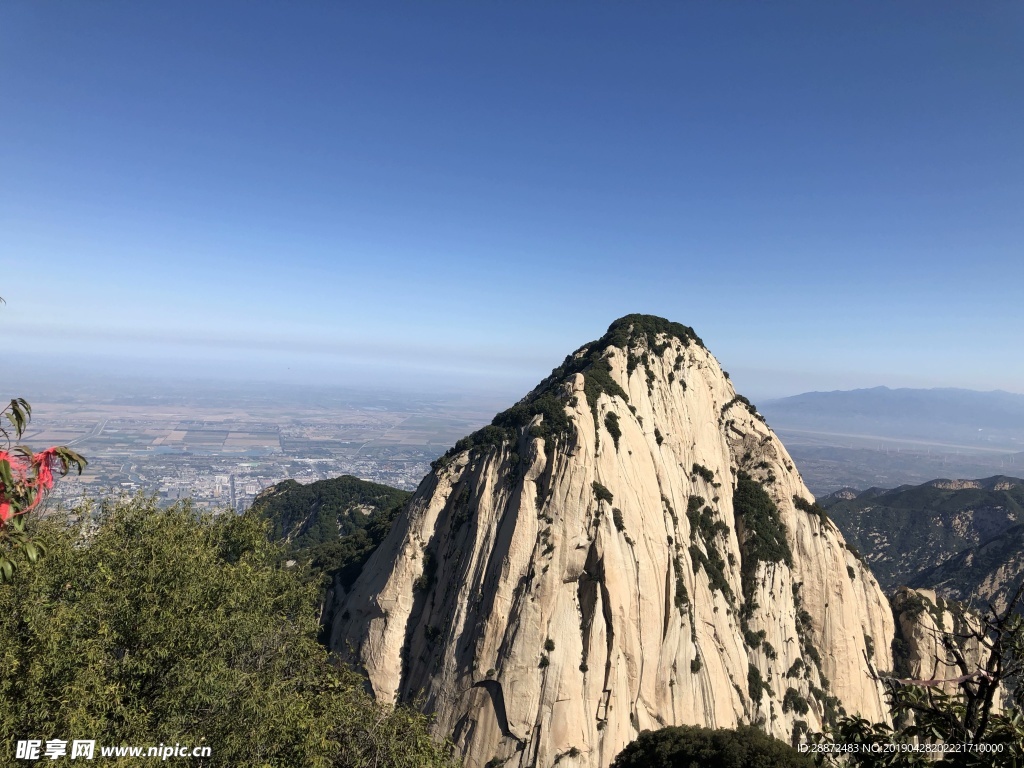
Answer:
[{"left": 331, "top": 315, "right": 895, "bottom": 768}]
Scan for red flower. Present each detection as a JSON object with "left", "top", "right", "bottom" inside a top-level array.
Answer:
[
  {"left": 0, "top": 448, "right": 60, "bottom": 525},
  {"left": 32, "top": 448, "right": 58, "bottom": 491}
]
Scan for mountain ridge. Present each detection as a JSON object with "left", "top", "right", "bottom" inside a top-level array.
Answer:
[{"left": 823, "top": 476, "right": 1024, "bottom": 595}]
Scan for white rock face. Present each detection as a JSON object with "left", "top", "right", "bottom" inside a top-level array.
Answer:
[
  {"left": 890, "top": 587, "right": 992, "bottom": 699},
  {"left": 331, "top": 319, "right": 895, "bottom": 768}
]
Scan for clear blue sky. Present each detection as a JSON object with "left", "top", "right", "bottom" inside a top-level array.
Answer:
[{"left": 2, "top": 2, "right": 1021, "bottom": 400}]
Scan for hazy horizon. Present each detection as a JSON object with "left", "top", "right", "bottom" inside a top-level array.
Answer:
[
  {"left": 3, "top": 2, "right": 1022, "bottom": 400},
  {"left": 5, "top": 344, "right": 1024, "bottom": 408}
]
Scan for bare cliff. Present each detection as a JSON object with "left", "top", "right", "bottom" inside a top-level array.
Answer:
[{"left": 331, "top": 315, "right": 895, "bottom": 767}]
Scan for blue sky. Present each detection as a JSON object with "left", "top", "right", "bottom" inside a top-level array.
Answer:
[{"left": 2, "top": 2, "right": 1021, "bottom": 400}]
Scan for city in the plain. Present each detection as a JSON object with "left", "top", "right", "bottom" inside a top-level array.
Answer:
[{"left": 20, "top": 383, "right": 503, "bottom": 513}]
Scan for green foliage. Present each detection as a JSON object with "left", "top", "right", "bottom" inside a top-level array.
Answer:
[
  {"left": 782, "top": 688, "right": 810, "bottom": 716},
  {"left": 583, "top": 359, "right": 630, "bottom": 417},
  {"left": 733, "top": 477, "right": 794, "bottom": 668},
  {"left": 604, "top": 412, "right": 621, "bottom": 450},
  {"left": 448, "top": 484, "right": 473, "bottom": 533},
  {"left": 818, "top": 671, "right": 1024, "bottom": 768},
  {"left": 792, "top": 720, "right": 809, "bottom": 746},
  {"left": 593, "top": 482, "right": 614, "bottom": 505},
  {"left": 895, "top": 589, "right": 949, "bottom": 627},
  {"left": 601, "top": 314, "right": 704, "bottom": 353},
  {"left": 747, "top": 664, "right": 769, "bottom": 702},
  {"left": 612, "top": 507, "right": 625, "bottom": 532},
  {"left": 626, "top": 351, "right": 642, "bottom": 376},
  {"left": 252, "top": 475, "right": 410, "bottom": 635},
  {"left": 556, "top": 314, "right": 703, "bottom": 424},
  {"left": 413, "top": 548, "right": 438, "bottom": 591},
  {"left": 797, "top": 609, "right": 813, "bottom": 631},
  {"left": 792, "top": 495, "right": 830, "bottom": 527},
  {"left": 733, "top": 472, "right": 793, "bottom": 603},
  {"left": 611, "top": 725, "right": 813, "bottom": 768},
  {"left": 687, "top": 504, "right": 729, "bottom": 542},
  {"left": 690, "top": 657, "right": 702, "bottom": 673},
  {"left": 691, "top": 463, "right": 715, "bottom": 483},
  {"left": 663, "top": 494, "right": 677, "bottom": 523},
  {"left": 790, "top": 582, "right": 828, "bottom": 700},
  {"left": 253, "top": 475, "right": 410, "bottom": 549},
  {"left": 433, "top": 393, "right": 574, "bottom": 470},
  {"left": 889, "top": 635, "right": 911, "bottom": 680},
  {"left": 845, "top": 541, "right": 864, "bottom": 562},
  {"left": 721, "top": 395, "right": 761, "bottom": 420},
  {"left": 544, "top": 638, "right": 555, "bottom": 652},
  {"left": 0, "top": 515, "right": 46, "bottom": 584},
  {"left": 0, "top": 396, "right": 32, "bottom": 443},
  {"left": 689, "top": 543, "right": 734, "bottom": 601},
  {"left": 683, "top": 494, "right": 730, "bottom": 606},
  {"left": 495, "top": 394, "right": 571, "bottom": 441},
  {"left": 0, "top": 496, "right": 459, "bottom": 767},
  {"left": 654, "top": 427, "right": 663, "bottom": 446},
  {"left": 306, "top": 504, "right": 399, "bottom": 593},
  {"left": 803, "top": 642, "right": 821, "bottom": 667},
  {"left": 672, "top": 554, "right": 689, "bottom": 612}
]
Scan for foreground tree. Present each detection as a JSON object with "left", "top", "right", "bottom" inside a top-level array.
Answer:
[
  {"left": 816, "top": 584, "right": 1024, "bottom": 767},
  {"left": 612, "top": 724, "right": 815, "bottom": 768},
  {"left": 0, "top": 496, "right": 459, "bottom": 767}
]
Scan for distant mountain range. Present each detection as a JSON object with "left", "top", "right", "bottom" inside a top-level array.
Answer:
[
  {"left": 758, "top": 387, "right": 1024, "bottom": 493},
  {"left": 822, "top": 475, "right": 1024, "bottom": 611},
  {"left": 915, "top": 523, "right": 1024, "bottom": 615},
  {"left": 761, "top": 386, "right": 1024, "bottom": 451}
]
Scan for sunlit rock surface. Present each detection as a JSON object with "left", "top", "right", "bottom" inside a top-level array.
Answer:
[{"left": 332, "top": 316, "right": 895, "bottom": 768}]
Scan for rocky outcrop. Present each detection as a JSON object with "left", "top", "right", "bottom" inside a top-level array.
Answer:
[
  {"left": 930, "top": 480, "right": 981, "bottom": 491},
  {"left": 890, "top": 588, "right": 990, "bottom": 696},
  {"left": 331, "top": 315, "right": 895, "bottom": 768}
]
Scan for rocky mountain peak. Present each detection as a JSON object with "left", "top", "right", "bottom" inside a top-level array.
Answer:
[{"left": 330, "top": 316, "right": 897, "bottom": 768}]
